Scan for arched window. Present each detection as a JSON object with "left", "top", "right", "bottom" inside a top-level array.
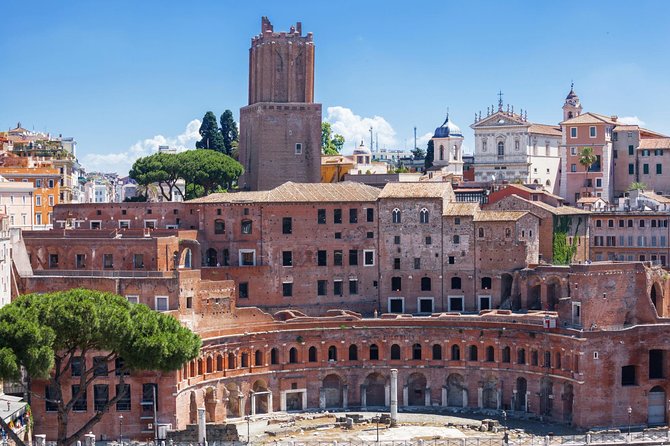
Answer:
[
  {"left": 486, "top": 346, "right": 495, "bottom": 362},
  {"left": 451, "top": 345, "right": 460, "bottom": 360},
  {"left": 439, "top": 145, "right": 444, "bottom": 160},
  {"left": 270, "top": 348, "right": 278, "bottom": 365},
  {"left": 392, "top": 208, "right": 401, "bottom": 224},
  {"left": 453, "top": 235, "right": 460, "bottom": 244},
  {"left": 206, "top": 356, "right": 213, "bottom": 373},
  {"left": 412, "top": 343, "right": 422, "bottom": 360},
  {"left": 432, "top": 344, "right": 442, "bottom": 360},
  {"left": 241, "top": 219, "right": 252, "bottom": 234},
  {"left": 497, "top": 141, "right": 505, "bottom": 157},
  {"left": 469, "top": 345, "right": 478, "bottom": 361},
  {"left": 517, "top": 348, "right": 526, "bottom": 365},
  {"left": 227, "top": 353, "right": 236, "bottom": 369},
  {"left": 505, "top": 228, "right": 511, "bottom": 238},
  {"left": 308, "top": 346, "right": 317, "bottom": 362},
  {"left": 241, "top": 352, "right": 249, "bottom": 368},
  {"left": 478, "top": 227, "right": 484, "bottom": 238},
  {"left": 421, "top": 277, "right": 431, "bottom": 291},
  {"left": 349, "top": 344, "right": 358, "bottom": 361},
  {"left": 481, "top": 277, "right": 492, "bottom": 289},
  {"left": 370, "top": 344, "right": 379, "bottom": 360},
  {"left": 328, "top": 346, "right": 337, "bottom": 362},
  {"left": 289, "top": 347, "right": 298, "bottom": 364},
  {"left": 420, "top": 208, "right": 429, "bottom": 224},
  {"left": 544, "top": 351, "right": 552, "bottom": 368},
  {"left": 255, "top": 350, "right": 263, "bottom": 366},
  {"left": 216, "top": 355, "right": 223, "bottom": 371},
  {"left": 451, "top": 277, "right": 462, "bottom": 290},
  {"left": 502, "top": 346, "right": 511, "bottom": 363},
  {"left": 183, "top": 249, "right": 192, "bottom": 269},
  {"left": 390, "top": 344, "right": 401, "bottom": 360},
  {"left": 214, "top": 219, "right": 225, "bottom": 234}
]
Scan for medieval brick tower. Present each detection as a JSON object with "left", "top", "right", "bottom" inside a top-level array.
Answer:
[{"left": 238, "top": 17, "right": 322, "bottom": 191}]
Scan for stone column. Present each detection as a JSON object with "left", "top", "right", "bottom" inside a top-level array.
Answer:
[
  {"left": 425, "top": 387, "right": 431, "bottom": 407},
  {"left": 402, "top": 385, "right": 409, "bottom": 407},
  {"left": 342, "top": 385, "right": 349, "bottom": 409},
  {"left": 463, "top": 389, "right": 468, "bottom": 408},
  {"left": 301, "top": 391, "right": 307, "bottom": 411},
  {"left": 319, "top": 388, "right": 326, "bottom": 409},
  {"left": 478, "top": 387, "right": 483, "bottom": 408},
  {"left": 390, "top": 369, "right": 398, "bottom": 427},
  {"left": 197, "top": 407, "right": 207, "bottom": 445},
  {"left": 441, "top": 386, "right": 448, "bottom": 407},
  {"left": 525, "top": 391, "right": 530, "bottom": 413},
  {"left": 497, "top": 389, "right": 502, "bottom": 410},
  {"left": 360, "top": 385, "right": 367, "bottom": 408},
  {"left": 512, "top": 390, "right": 517, "bottom": 411},
  {"left": 250, "top": 391, "right": 256, "bottom": 415},
  {"left": 268, "top": 392, "right": 274, "bottom": 414},
  {"left": 385, "top": 384, "right": 390, "bottom": 407},
  {"left": 280, "top": 391, "right": 287, "bottom": 412}
]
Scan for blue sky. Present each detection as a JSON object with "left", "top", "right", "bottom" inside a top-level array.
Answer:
[{"left": 2, "top": 0, "right": 670, "bottom": 176}]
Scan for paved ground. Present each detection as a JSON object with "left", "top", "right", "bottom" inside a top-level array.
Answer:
[{"left": 231, "top": 410, "right": 582, "bottom": 443}]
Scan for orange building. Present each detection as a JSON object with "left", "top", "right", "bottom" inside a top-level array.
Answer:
[{"left": 0, "top": 164, "right": 60, "bottom": 228}]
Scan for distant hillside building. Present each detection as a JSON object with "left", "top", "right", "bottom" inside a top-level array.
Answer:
[
  {"left": 238, "top": 17, "right": 322, "bottom": 191},
  {"left": 471, "top": 97, "right": 561, "bottom": 194}
]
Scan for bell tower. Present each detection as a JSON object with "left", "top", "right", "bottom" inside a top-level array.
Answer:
[
  {"left": 563, "top": 83, "right": 582, "bottom": 121},
  {"left": 238, "top": 17, "right": 322, "bottom": 191}
]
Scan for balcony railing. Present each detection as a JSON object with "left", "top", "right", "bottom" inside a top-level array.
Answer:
[{"left": 33, "top": 269, "right": 174, "bottom": 278}]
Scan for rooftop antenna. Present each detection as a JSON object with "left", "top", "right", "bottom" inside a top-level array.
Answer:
[
  {"left": 413, "top": 126, "right": 417, "bottom": 150},
  {"left": 369, "top": 126, "right": 373, "bottom": 151}
]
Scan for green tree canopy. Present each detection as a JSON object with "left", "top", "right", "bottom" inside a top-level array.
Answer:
[
  {"left": 321, "top": 122, "right": 345, "bottom": 155},
  {"left": 0, "top": 289, "right": 201, "bottom": 446},
  {"left": 424, "top": 140, "right": 434, "bottom": 169},
  {"left": 219, "top": 110, "right": 239, "bottom": 156},
  {"left": 196, "top": 111, "right": 226, "bottom": 152},
  {"left": 129, "top": 152, "right": 184, "bottom": 201},
  {"left": 179, "top": 149, "right": 244, "bottom": 198},
  {"left": 578, "top": 146, "right": 597, "bottom": 197},
  {"left": 629, "top": 182, "right": 647, "bottom": 191},
  {"left": 412, "top": 147, "right": 426, "bottom": 159}
]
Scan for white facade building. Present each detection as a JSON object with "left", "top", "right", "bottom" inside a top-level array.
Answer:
[
  {"left": 0, "top": 178, "right": 34, "bottom": 230},
  {"left": 471, "top": 98, "right": 562, "bottom": 194},
  {"left": 430, "top": 113, "right": 464, "bottom": 177}
]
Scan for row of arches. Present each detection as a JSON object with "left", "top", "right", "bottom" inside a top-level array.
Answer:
[
  {"left": 391, "top": 208, "right": 430, "bottom": 224},
  {"left": 181, "top": 342, "right": 578, "bottom": 381}
]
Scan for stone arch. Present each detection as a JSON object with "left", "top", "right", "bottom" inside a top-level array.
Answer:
[
  {"left": 562, "top": 383, "right": 573, "bottom": 422},
  {"left": 227, "top": 352, "right": 236, "bottom": 369},
  {"left": 308, "top": 346, "right": 318, "bottom": 362},
  {"left": 486, "top": 346, "right": 495, "bottom": 362},
  {"left": 252, "top": 379, "right": 269, "bottom": 414},
  {"left": 204, "top": 387, "right": 216, "bottom": 422},
  {"left": 407, "top": 372, "right": 427, "bottom": 406},
  {"left": 328, "top": 345, "right": 338, "bottom": 361},
  {"left": 216, "top": 354, "right": 223, "bottom": 371},
  {"left": 349, "top": 344, "right": 358, "bottom": 361},
  {"left": 364, "top": 373, "right": 386, "bottom": 407},
  {"left": 206, "top": 356, "right": 213, "bottom": 373},
  {"left": 446, "top": 373, "right": 466, "bottom": 407},
  {"left": 322, "top": 374, "right": 343, "bottom": 408},
  {"left": 451, "top": 344, "right": 461, "bottom": 360},
  {"left": 205, "top": 248, "right": 218, "bottom": 267},
  {"left": 270, "top": 348, "right": 278, "bottom": 365},
  {"left": 369, "top": 344, "right": 379, "bottom": 360},
  {"left": 412, "top": 343, "right": 422, "bottom": 360},
  {"left": 178, "top": 245, "right": 196, "bottom": 269},
  {"left": 254, "top": 349, "right": 263, "bottom": 366},
  {"left": 514, "top": 377, "right": 527, "bottom": 412},
  {"left": 432, "top": 344, "right": 442, "bottom": 360},
  {"left": 189, "top": 390, "right": 198, "bottom": 424},
  {"left": 289, "top": 347, "right": 298, "bottom": 364},
  {"left": 390, "top": 343, "right": 401, "bottom": 360},
  {"left": 482, "top": 377, "right": 498, "bottom": 409}
]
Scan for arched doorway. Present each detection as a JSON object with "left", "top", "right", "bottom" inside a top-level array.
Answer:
[
  {"left": 225, "top": 383, "right": 240, "bottom": 417},
  {"left": 547, "top": 278, "right": 561, "bottom": 311},
  {"left": 648, "top": 386, "right": 666, "bottom": 425},
  {"left": 528, "top": 280, "right": 541, "bottom": 310},
  {"left": 364, "top": 373, "right": 386, "bottom": 407},
  {"left": 514, "top": 377, "right": 527, "bottom": 412},
  {"left": 252, "top": 380, "right": 269, "bottom": 414},
  {"left": 189, "top": 391, "right": 198, "bottom": 424},
  {"left": 651, "top": 283, "right": 663, "bottom": 316},
  {"left": 204, "top": 387, "right": 216, "bottom": 422},
  {"left": 407, "top": 373, "right": 427, "bottom": 406},
  {"left": 322, "top": 374, "right": 343, "bottom": 408},
  {"left": 446, "top": 373, "right": 466, "bottom": 407}
]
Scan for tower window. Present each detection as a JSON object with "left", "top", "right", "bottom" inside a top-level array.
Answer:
[{"left": 295, "top": 143, "right": 302, "bottom": 155}]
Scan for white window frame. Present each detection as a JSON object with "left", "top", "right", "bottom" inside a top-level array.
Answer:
[
  {"left": 35, "top": 195, "right": 41, "bottom": 206},
  {"left": 417, "top": 297, "right": 434, "bottom": 314},
  {"left": 144, "top": 219, "right": 157, "bottom": 229},
  {"left": 118, "top": 220, "right": 130, "bottom": 229},
  {"left": 48, "top": 195, "right": 54, "bottom": 206},
  {"left": 589, "top": 126, "right": 597, "bottom": 138},
  {"left": 295, "top": 143, "right": 303, "bottom": 155},
  {"left": 90, "top": 220, "right": 102, "bottom": 229},
  {"left": 126, "top": 295, "right": 139, "bottom": 305},
  {"left": 448, "top": 295, "right": 464, "bottom": 312},
  {"left": 155, "top": 295, "right": 169, "bottom": 312},
  {"left": 570, "top": 127, "right": 577, "bottom": 138},
  {"left": 239, "top": 249, "right": 256, "bottom": 266},
  {"left": 387, "top": 297, "right": 405, "bottom": 314},
  {"left": 478, "top": 295, "right": 492, "bottom": 312},
  {"left": 363, "top": 249, "right": 375, "bottom": 266}
]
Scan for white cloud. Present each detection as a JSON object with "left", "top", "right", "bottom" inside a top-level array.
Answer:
[
  {"left": 84, "top": 119, "right": 201, "bottom": 176},
  {"left": 325, "top": 106, "right": 397, "bottom": 153},
  {"left": 618, "top": 116, "right": 646, "bottom": 127},
  {"left": 416, "top": 132, "right": 433, "bottom": 149}
]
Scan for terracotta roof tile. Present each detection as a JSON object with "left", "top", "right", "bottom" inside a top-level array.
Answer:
[
  {"left": 474, "top": 210, "right": 528, "bottom": 221},
  {"left": 378, "top": 182, "right": 453, "bottom": 199},
  {"left": 442, "top": 202, "right": 480, "bottom": 216},
  {"left": 528, "top": 123, "right": 562, "bottom": 136},
  {"left": 641, "top": 191, "right": 670, "bottom": 204},
  {"left": 560, "top": 112, "right": 617, "bottom": 125},
  {"left": 638, "top": 138, "right": 670, "bottom": 150}
]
